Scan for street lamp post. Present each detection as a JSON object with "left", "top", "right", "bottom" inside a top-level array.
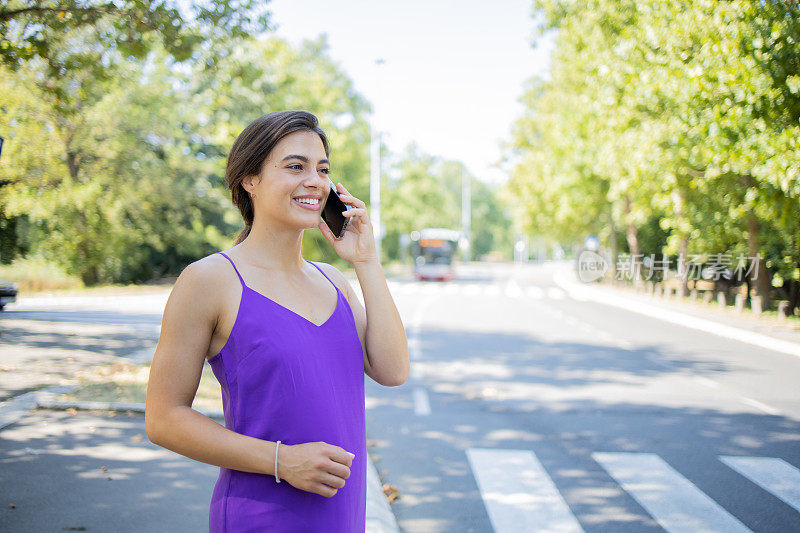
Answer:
[{"left": 461, "top": 166, "right": 471, "bottom": 262}]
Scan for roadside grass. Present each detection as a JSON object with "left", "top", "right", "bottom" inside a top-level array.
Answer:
[{"left": 57, "top": 361, "right": 223, "bottom": 411}]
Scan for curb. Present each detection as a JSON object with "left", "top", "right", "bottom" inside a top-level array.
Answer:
[
  {"left": 366, "top": 451, "right": 401, "bottom": 533},
  {"left": 0, "top": 384, "right": 79, "bottom": 430}
]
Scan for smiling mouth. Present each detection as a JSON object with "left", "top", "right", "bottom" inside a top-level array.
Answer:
[{"left": 293, "top": 198, "right": 322, "bottom": 210}]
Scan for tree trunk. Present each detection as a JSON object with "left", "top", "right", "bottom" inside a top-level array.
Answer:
[
  {"left": 608, "top": 209, "right": 618, "bottom": 281},
  {"left": 671, "top": 186, "right": 689, "bottom": 296},
  {"left": 677, "top": 236, "right": 689, "bottom": 297},
  {"left": 747, "top": 215, "right": 772, "bottom": 309},
  {"left": 623, "top": 196, "right": 642, "bottom": 286},
  {"left": 627, "top": 221, "right": 642, "bottom": 286}
]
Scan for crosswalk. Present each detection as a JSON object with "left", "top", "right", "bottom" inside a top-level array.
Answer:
[
  {"left": 386, "top": 281, "right": 568, "bottom": 301},
  {"left": 467, "top": 448, "right": 800, "bottom": 533}
]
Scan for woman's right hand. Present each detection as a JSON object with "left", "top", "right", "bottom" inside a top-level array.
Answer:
[{"left": 278, "top": 442, "right": 355, "bottom": 497}]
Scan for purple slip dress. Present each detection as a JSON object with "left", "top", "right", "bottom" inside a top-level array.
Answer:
[{"left": 207, "top": 252, "right": 366, "bottom": 532}]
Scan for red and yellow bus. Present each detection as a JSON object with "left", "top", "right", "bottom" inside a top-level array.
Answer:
[{"left": 410, "top": 228, "right": 461, "bottom": 281}]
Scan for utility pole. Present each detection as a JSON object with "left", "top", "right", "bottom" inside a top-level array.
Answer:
[{"left": 461, "top": 166, "right": 471, "bottom": 262}]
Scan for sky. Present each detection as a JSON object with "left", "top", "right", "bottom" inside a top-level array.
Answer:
[{"left": 267, "top": 0, "right": 555, "bottom": 187}]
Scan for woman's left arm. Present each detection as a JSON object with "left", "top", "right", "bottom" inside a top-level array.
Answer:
[
  {"left": 352, "top": 258, "right": 409, "bottom": 386},
  {"left": 317, "top": 181, "right": 409, "bottom": 387}
]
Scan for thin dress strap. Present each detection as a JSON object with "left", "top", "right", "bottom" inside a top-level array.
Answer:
[
  {"left": 305, "top": 259, "right": 337, "bottom": 292},
  {"left": 218, "top": 252, "right": 246, "bottom": 287}
]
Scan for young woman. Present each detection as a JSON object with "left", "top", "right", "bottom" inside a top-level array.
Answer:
[{"left": 145, "top": 110, "right": 409, "bottom": 532}]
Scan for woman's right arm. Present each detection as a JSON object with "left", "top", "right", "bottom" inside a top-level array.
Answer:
[{"left": 144, "top": 260, "right": 354, "bottom": 497}]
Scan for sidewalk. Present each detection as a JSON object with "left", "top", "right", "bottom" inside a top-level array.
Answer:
[{"left": 553, "top": 266, "right": 800, "bottom": 357}]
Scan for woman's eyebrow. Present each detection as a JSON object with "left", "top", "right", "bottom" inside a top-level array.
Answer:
[{"left": 280, "top": 154, "right": 330, "bottom": 165}]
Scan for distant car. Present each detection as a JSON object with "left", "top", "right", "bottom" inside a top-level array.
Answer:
[{"left": 0, "top": 280, "right": 18, "bottom": 311}]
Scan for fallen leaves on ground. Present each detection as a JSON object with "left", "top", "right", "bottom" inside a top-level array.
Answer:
[{"left": 382, "top": 483, "right": 400, "bottom": 503}]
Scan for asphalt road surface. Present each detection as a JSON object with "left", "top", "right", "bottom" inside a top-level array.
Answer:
[
  {"left": 2, "top": 261, "right": 799, "bottom": 532},
  {"left": 365, "top": 261, "right": 800, "bottom": 532}
]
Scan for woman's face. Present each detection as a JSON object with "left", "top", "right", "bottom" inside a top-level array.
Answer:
[{"left": 244, "top": 129, "right": 331, "bottom": 230}]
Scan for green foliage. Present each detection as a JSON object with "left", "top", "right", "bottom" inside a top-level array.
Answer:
[
  {"left": 508, "top": 0, "right": 800, "bottom": 307},
  {"left": 1, "top": 28, "right": 371, "bottom": 283},
  {"left": 0, "top": 0, "right": 270, "bottom": 68}
]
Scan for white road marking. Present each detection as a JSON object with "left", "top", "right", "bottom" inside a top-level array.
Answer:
[
  {"left": 413, "top": 387, "right": 431, "bottom": 416},
  {"left": 593, "top": 452, "right": 750, "bottom": 533},
  {"left": 526, "top": 286, "right": 544, "bottom": 299},
  {"left": 422, "top": 283, "right": 439, "bottom": 294},
  {"left": 740, "top": 397, "right": 781, "bottom": 416},
  {"left": 486, "top": 285, "right": 501, "bottom": 296},
  {"left": 692, "top": 376, "right": 721, "bottom": 389},
  {"left": 504, "top": 280, "right": 523, "bottom": 298},
  {"left": 464, "top": 284, "right": 481, "bottom": 296},
  {"left": 720, "top": 456, "right": 800, "bottom": 512},
  {"left": 466, "top": 448, "right": 584, "bottom": 533},
  {"left": 547, "top": 287, "right": 566, "bottom": 300}
]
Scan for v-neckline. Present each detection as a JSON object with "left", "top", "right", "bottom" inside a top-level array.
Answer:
[{"left": 244, "top": 283, "right": 340, "bottom": 328}]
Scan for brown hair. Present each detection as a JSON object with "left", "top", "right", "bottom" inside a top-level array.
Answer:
[{"left": 226, "top": 110, "right": 330, "bottom": 245}]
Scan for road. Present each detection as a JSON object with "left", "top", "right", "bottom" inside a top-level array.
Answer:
[
  {"left": 1, "top": 261, "right": 799, "bottom": 532},
  {"left": 364, "top": 261, "right": 800, "bottom": 532}
]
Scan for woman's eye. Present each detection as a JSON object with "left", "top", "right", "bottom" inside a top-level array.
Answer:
[
  {"left": 287, "top": 164, "right": 303, "bottom": 170},
  {"left": 319, "top": 168, "right": 330, "bottom": 174}
]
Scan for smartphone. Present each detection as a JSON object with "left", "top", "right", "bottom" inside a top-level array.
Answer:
[{"left": 321, "top": 178, "right": 350, "bottom": 239}]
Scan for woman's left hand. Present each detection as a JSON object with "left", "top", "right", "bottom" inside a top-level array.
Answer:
[{"left": 317, "top": 182, "right": 379, "bottom": 266}]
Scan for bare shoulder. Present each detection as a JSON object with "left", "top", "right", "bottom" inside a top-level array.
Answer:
[
  {"left": 167, "top": 254, "right": 231, "bottom": 325},
  {"left": 311, "top": 261, "right": 355, "bottom": 299},
  {"left": 177, "top": 254, "right": 228, "bottom": 293}
]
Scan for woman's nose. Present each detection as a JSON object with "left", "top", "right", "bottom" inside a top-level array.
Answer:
[{"left": 303, "top": 168, "right": 328, "bottom": 187}]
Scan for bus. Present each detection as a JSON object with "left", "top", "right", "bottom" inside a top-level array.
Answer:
[{"left": 409, "top": 228, "right": 461, "bottom": 281}]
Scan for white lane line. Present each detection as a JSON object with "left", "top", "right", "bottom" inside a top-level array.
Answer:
[
  {"left": 693, "top": 376, "right": 721, "bottom": 389},
  {"left": 526, "top": 286, "right": 544, "bottom": 299},
  {"left": 466, "top": 448, "right": 584, "bottom": 533},
  {"left": 547, "top": 287, "right": 566, "bottom": 300},
  {"left": 740, "top": 397, "right": 781, "bottom": 416},
  {"left": 422, "top": 284, "right": 439, "bottom": 294},
  {"left": 485, "top": 285, "right": 501, "bottom": 297},
  {"left": 464, "top": 284, "right": 481, "bottom": 296},
  {"left": 412, "top": 387, "right": 431, "bottom": 416},
  {"left": 553, "top": 268, "right": 800, "bottom": 359},
  {"left": 593, "top": 452, "right": 750, "bottom": 533},
  {"left": 720, "top": 456, "right": 800, "bottom": 512},
  {"left": 504, "top": 280, "right": 523, "bottom": 299}
]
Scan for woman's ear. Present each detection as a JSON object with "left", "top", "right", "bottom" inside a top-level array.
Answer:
[{"left": 242, "top": 174, "right": 258, "bottom": 196}]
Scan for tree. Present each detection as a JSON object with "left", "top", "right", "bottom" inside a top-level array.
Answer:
[{"left": 0, "top": 0, "right": 270, "bottom": 68}]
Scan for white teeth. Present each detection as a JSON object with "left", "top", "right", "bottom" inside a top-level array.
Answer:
[{"left": 295, "top": 198, "right": 319, "bottom": 205}]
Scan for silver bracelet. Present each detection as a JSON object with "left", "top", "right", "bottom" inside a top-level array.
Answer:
[{"left": 275, "top": 441, "right": 281, "bottom": 483}]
